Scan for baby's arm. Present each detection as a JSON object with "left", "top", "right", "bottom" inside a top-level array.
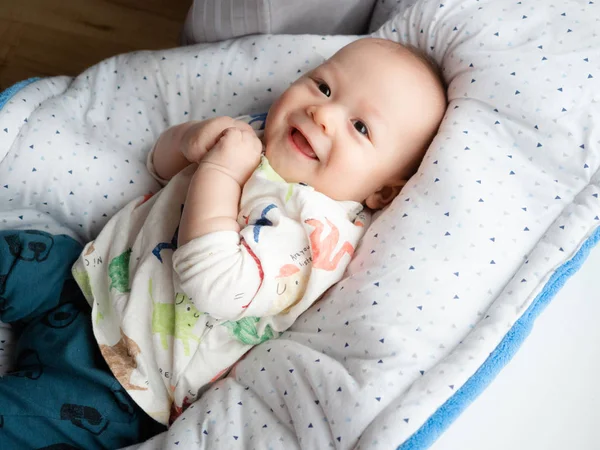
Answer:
[
  {"left": 178, "top": 127, "right": 263, "bottom": 245},
  {"left": 174, "top": 127, "right": 264, "bottom": 319},
  {"left": 152, "top": 116, "right": 256, "bottom": 181}
]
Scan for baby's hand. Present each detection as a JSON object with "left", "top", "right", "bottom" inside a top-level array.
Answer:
[
  {"left": 182, "top": 116, "right": 255, "bottom": 163},
  {"left": 200, "top": 127, "right": 263, "bottom": 186}
]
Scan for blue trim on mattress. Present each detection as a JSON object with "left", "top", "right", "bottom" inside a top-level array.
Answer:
[
  {"left": 0, "top": 77, "right": 41, "bottom": 112},
  {"left": 398, "top": 225, "right": 600, "bottom": 450}
]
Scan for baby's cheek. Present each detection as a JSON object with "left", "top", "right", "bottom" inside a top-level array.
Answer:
[
  {"left": 346, "top": 169, "right": 379, "bottom": 201},
  {"left": 318, "top": 172, "right": 360, "bottom": 202},
  {"left": 269, "top": 89, "right": 292, "bottom": 115},
  {"left": 265, "top": 96, "right": 287, "bottom": 131}
]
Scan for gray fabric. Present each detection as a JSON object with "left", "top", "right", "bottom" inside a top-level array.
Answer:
[
  {"left": 368, "top": 0, "right": 404, "bottom": 32},
  {"left": 181, "top": 0, "right": 378, "bottom": 44}
]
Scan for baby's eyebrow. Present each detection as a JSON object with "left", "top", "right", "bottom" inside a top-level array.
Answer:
[
  {"left": 360, "top": 102, "right": 385, "bottom": 124},
  {"left": 312, "top": 63, "right": 331, "bottom": 78}
]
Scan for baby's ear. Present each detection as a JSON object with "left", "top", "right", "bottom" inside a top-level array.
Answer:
[{"left": 365, "top": 180, "right": 407, "bottom": 210}]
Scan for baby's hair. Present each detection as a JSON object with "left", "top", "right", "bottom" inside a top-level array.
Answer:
[
  {"left": 371, "top": 38, "right": 447, "bottom": 104},
  {"left": 405, "top": 45, "right": 447, "bottom": 101}
]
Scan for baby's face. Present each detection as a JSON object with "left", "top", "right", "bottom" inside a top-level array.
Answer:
[{"left": 263, "top": 38, "right": 446, "bottom": 206}]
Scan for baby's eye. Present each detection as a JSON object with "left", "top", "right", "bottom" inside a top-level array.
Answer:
[
  {"left": 353, "top": 120, "right": 369, "bottom": 137},
  {"left": 317, "top": 81, "right": 331, "bottom": 97}
]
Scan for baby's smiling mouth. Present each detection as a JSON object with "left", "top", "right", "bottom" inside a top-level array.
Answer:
[{"left": 290, "top": 127, "right": 319, "bottom": 160}]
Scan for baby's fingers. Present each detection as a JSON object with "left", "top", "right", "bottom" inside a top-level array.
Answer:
[
  {"left": 241, "top": 130, "right": 263, "bottom": 150},
  {"left": 192, "top": 117, "right": 235, "bottom": 151},
  {"left": 232, "top": 120, "right": 255, "bottom": 134}
]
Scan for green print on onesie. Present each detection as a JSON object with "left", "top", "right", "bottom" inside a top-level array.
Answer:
[
  {"left": 73, "top": 266, "right": 107, "bottom": 324},
  {"left": 149, "top": 279, "right": 202, "bottom": 356},
  {"left": 259, "top": 157, "right": 294, "bottom": 202},
  {"left": 222, "top": 316, "right": 276, "bottom": 345},
  {"left": 109, "top": 249, "right": 132, "bottom": 293},
  {"left": 72, "top": 268, "right": 93, "bottom": 302}
]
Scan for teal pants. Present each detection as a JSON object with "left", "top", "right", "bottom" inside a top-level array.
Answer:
[{"left": 0, "top": 230, "right": 165, "bottom": 449}]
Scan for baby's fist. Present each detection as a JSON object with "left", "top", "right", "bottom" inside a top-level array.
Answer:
[
  {"left": 181, "top": 116, "right": 254, "bottom": 163},
  {"left": 201, "top": 127, "right": 263, "bottom": 185}
]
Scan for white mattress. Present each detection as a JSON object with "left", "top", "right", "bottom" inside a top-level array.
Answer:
[{"left": 433, "top": 245, "right": 600, "bottom": 449}]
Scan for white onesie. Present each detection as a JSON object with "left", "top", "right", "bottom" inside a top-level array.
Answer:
[{"left": 72, "top": 146, "right": 369, "bottom": 425}]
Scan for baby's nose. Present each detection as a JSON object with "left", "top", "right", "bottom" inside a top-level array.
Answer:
[{"left": 307, "top": 104, "right": 340, "bottom": 135}]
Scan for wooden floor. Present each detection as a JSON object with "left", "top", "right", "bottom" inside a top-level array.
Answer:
[{"left": 0, "top": 0, "right": 191, "bottom": 90}]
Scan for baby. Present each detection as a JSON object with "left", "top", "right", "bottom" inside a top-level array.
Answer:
[{"left": 72, "top": 37, "right": 447, "bottom": 428}]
